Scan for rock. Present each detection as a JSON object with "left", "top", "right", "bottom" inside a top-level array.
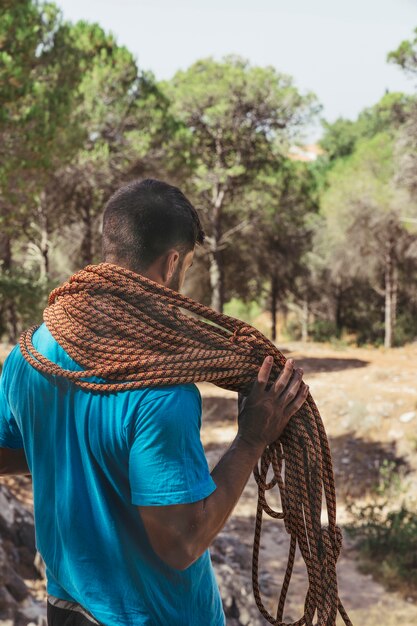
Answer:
[
  {"left": 0, "top": 584, "right": 18, "bottom": 609},
  {"left": 238, "top": 606, "right": 251, "bottom": 624},
  {"left": 4, "top": 566, "right": 29, "bottom": 602},
  {"left": 212, "top": 532, "right": 269, "bottom": 625},
  {"left": 34, "top": 552, "right": 46, "bottom": 579},
  {"left": 0, "top": 485, "right": 45, "bottom": 624},
  {"left": 16, "top": 600, "right": 47, "bottom": 624},
  {"left": 399, "top": 411, "right": 415, "bottom": 423},
  {"left": 388, "top": 428, "right": 404, "bottom": 440}
]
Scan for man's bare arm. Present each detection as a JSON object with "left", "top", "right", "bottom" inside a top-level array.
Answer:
[
  {"left": 138, "top": 357, "right": 308, "bottom": 570},
  {"left": 0, "top": 448, "right": 30, "bottom": 475},
  {"left": 138, "top": 432, "right": 265, "bottom": 570}
]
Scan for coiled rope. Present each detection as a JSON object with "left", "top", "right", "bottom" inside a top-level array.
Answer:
[{"left": 19, "top": 262, "right": 352, "bottom": 626}]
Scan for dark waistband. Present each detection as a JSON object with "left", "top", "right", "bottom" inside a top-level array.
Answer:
[{"left": 47, "top": 594, "right": 101, "bottom": 625}]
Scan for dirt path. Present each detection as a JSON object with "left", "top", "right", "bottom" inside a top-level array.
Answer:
[{"left": 198, "top": 340, "right": 417, "bottom": 625}]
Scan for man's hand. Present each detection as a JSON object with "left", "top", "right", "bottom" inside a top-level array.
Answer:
[{"left": 237, "top": 356, "right": 308, "bottom": 449}]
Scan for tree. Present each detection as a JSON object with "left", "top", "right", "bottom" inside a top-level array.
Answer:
[
  {"left": 21, "top": 19, "right": 173, "bottom": 274},
  {"left": 0, "top": 1, "right": 86, "bottom": 198},
  {"left": 0, "top": 0, "right": 86, "bottom": 338},
  {"left": 387, "top": 26, "right": 417, "bottom": 78},
  {"left": 388, "top": 27, "right": 417, "bottom": 210},
  {"left": 319, "top": 118, "right": 358, "bottom": 161},
  {"left": 44, "top": 23, "right": 176, "bottom": 269},
  {"left": 161, "top": 56, "right": 320, "bottom": 312},
  {"left": 0, "top": 3, "right": 176, "bottom": 338},
  {"left": 223, "top": 159, "right": 318, "bottom": 341},
  {"left": 319, "top": 92, "right": 413, "bottom": 163},
  {"left": 319, "top": 133, "right": 416, "bottom": 347}
]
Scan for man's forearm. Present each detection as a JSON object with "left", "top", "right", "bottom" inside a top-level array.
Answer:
[{"left": 189, "top": 434, "right": 265, "bottom": 563}]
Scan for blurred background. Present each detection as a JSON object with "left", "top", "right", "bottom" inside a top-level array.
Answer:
[{"left": 1, "top": 1, "right": 417, "bottom": 624}]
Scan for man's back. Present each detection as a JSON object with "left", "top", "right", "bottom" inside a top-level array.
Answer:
[{"left": 0, "top": 323, "right": 225, "bottom": 626}]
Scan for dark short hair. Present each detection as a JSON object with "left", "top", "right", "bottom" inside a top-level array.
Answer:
[{"left": 102, "top": 178, "right": 205, "bottom": 272}]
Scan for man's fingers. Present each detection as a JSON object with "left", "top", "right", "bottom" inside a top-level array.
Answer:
[
  {"left": 254, "top": 355, "right": 274, "bottom": 392},
  {"left": 283, "top": 383, "right": 309, "bottom": 419},
  {"left": 280, "top": 368, "right": 304, "bottom": 406},
  {"left": 272, "top": 359, "right": 296, "bottom": 394}
]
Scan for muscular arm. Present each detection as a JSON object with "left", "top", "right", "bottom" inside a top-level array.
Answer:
[
  {"left": 138, "top": 434, "right": 264, "bottom": 570},
  {"left": 0, "top": 448, "right": 30, "bottom": 475},
  {"left": 138, "top": 357, "right": 307, "bottom": 571}
]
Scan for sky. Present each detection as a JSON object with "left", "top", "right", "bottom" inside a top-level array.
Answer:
[{"left": 56, "top": 0, "right": 417, "bottom": 142}]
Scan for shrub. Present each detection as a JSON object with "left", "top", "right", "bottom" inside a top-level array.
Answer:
[
  {"left": 0, "top": 269, "right": 53, "bottom": 341},
  {"left": 345, "top": 461, "right": 416, "bottom": 594},
  {"left": 309, "top": 319, "right": 338, "bottom": 342}
]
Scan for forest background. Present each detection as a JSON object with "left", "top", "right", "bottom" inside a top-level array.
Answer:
[{"left": 1, "top": 0, "right": 417, "bottom": 349}]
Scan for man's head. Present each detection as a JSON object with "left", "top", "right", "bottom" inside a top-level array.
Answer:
[{"left": 102, "top": 178, "right": 205, "bottom": 292}]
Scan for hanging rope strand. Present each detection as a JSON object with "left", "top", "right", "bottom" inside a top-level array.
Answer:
[{"left": 19, "top": 262, "right": 353, "bottom": 626}]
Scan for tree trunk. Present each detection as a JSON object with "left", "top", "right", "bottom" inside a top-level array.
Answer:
[
  {"left": 334, "top": 285, "right": 343, "bottom": 339},
  {"left": 384, "top": 243, "right": 396, "bottom": 349},
  {"left": 392, "top": 263, "right": 398, "bottom": 344},
  {"left": 0, "top": 232, "right": 12, "bottom": 338},
  {"left": 301, "top": 297, "right": 309, "bottom": 343},
  {"left": 209, "top": 251, "right": 223, "bottom": 312},
  {"left": 0, "top": 231, "right": 12, "bottom": 271},
  {"left": 209, "top": 187, "right": 225, "bottom": 312},
  {"left": 80, "top": 204, "right": 93, "bottom": 266},
  {"left": 270, "top": 273, "right": 278, "bottom": 342},
  {"left": 38, "top": 194, "right": 50, "bottom": 279},
  {"left": 0, "top": 231, "right": 17, "bottom": 343}
]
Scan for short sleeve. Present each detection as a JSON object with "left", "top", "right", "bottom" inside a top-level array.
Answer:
[
  {"left": 0, "top": 354, "right": 24, "bottom": 449},
  {"left": 128, "top": 385, "right": 217, "bottom": 506}
]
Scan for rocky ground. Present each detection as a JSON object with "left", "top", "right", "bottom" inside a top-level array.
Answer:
[
  {"left": 1, "top": 339, "right": 417, "bottom": 625},
  {"left": 0, "top": 483, "right": 46, "bottom": 626}
]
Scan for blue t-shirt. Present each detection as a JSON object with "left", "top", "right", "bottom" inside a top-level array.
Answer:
[{"left": 0, "top": 323, "right": 225, "bottom": 626}]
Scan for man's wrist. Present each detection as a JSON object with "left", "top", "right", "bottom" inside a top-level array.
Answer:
[{"left": 235, "top": 431, "right": 266, "bottom": 459}]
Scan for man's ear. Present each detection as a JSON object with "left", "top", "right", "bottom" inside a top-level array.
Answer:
[{"left": 162, "top": 249, "right": 179, "bottom": 282}]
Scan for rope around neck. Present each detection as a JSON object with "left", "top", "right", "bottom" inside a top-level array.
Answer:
[{"left": 19, "top": 262, "right": 352, "bottom": 626}]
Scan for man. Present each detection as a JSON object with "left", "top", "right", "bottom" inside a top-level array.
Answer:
[{"left": 0, "top": 178, "right": 308, "bottom": 625}]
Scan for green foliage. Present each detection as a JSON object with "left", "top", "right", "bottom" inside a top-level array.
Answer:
[
  {"left": 283, "top": 317, "right": 302, "bottom": 341},
  {"left": 159, "top": 56, "right": 321, "bottom": 312},
  {"left": 162, "top": 56, "right": 320, "bottom": 190},
  {"left": 0, "top": 0, "right": 44, "bottom": 108},
  {"left": 356, "top": 92, "right": 413, "bottom": 137},
  {"left": 0, "top": 2, "right": 171, "bottom": 275},
  {"left": 0, "top": 3, "right": 416, "bottom": 350},
  {"left": 311, "top": 31, "right": 417, "bottom": 352},
  {"left": 387, "top": 26, "right": 417, "bottom": 77},
  {"left": 319, "top": 92, "right": 413, "bottom": 162},
  {"left": 314, "top": 131, "right": 417, "bottom": 346},
  {"left": 224, "top": 158, "right": 319, "bottom": 316},
  {"left": 320, "top": 118, "right": 358, "bottom": 161},
  {"left": 394, "top": 309, "right": 417, "bottom": 345},
  {"left": 0, "top": 269, "right": 52, "bottom": 337},
  {"left": 308, "top": 319, "right": 338, "bottom": 342},
  {"left": 223, "top": 298, "right": 262, "bottom": 325},
  {"left": 347, "top": 502, "right": 417, "bottom": 591},
  {"left": 324, "top": 132, "right": 397, "bottom": 240},
  {"left": 0, "top": 0, "right": 85, "bottom": 185},
  {"left": 345, "top": 461, "right": 416, "bottom": 593}
]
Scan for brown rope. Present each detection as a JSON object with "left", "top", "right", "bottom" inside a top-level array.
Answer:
[{"left": 19, "top": 262, "right": 353, "bottom": 626}]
